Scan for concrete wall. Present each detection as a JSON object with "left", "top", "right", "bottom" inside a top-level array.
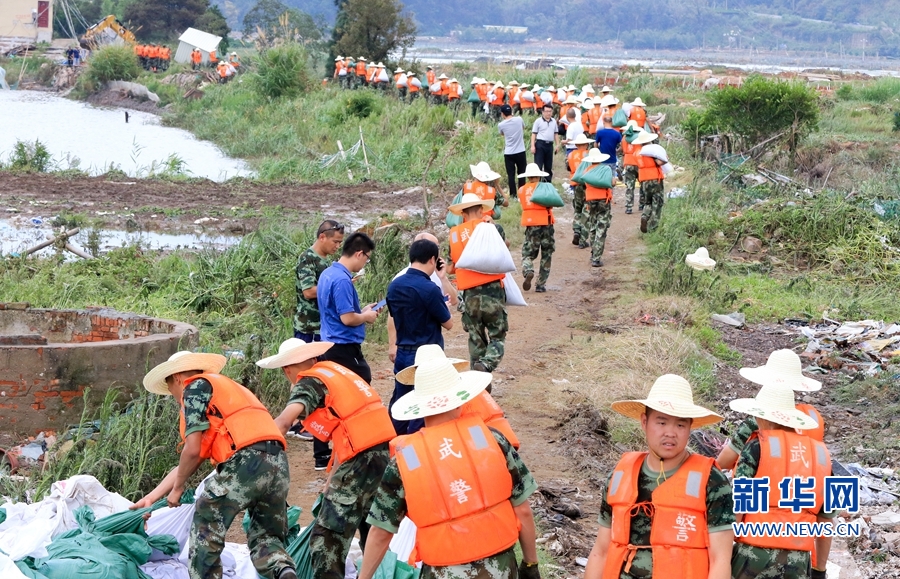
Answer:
[
  {"left": 0, "top": 304, "right": 198, "bottom": 433},
  {"left": 0, "top": 0, "right": 53, "bottom": 44}
]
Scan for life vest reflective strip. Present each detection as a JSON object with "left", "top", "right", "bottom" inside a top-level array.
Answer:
[
  {"left": 179, "top": 373, "right": 285, "bottom": 465},
  {"left": 794, "top": 404, "right": 825, "bottom": 442},
  {"left": 449, "top": 220, "right": 506, "bottom": 291},
  {"left": 519, "top": 182, "right": 554, "bottom": 227},
  {"left": 298, "top": 361, "right": 396, "bottom": 464},
  {"left": 463, "top": 180, "right": 497, "bottom": 217},
  {"left": 737, "top": 430, "right": 831, "bottom": 553},
  {"left": 623, "top": 141, "right": 641, "bottom": 167},
  {"left": 637, "top": 153, "right": 664, "bottom": 182},
  {"left": 583, "top": 166, "right": 612, "bottom": 201},
  {"left": 568, "top": 149, "right": 586, "bottom": 177},
  {"left": 392, "top": 415, "right": 520, "bottom": 567},
  {"left": 603, "top": 452, "right": 712, "bottom": 579},
  {"left": 459, "top": 391, "right": 520, "bottom": 449},
  {"left": 630, "top": 107, "right": 647, "bottom": 127}
]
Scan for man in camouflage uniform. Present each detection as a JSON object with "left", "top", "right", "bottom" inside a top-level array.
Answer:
[
  {"left": 586, "top": 197, "right": 612, "bottom": 267},
  {"left": 566, "top": 134, "right": 592, "bottom": 248},
  {"left": 257, "top": 339, "right": 392, "bottom": 579},
  {"left": 133, "top": 352, "right": 296, "bottom": 579},
  {"left": 621, "top": 121, "right": 643, "bottom": 214},
  {"left": 641, "top": 179, "right": 665, "bottom": 233},
  {"left": 519, "top": 163, "right": 556, "bottom": 293},
  {"left": 583, "top": 375, "right": 734, "bottom": 579}
]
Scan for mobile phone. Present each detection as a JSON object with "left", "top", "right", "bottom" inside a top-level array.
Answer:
[
  {"left": 444, "top": 294, "right": 450, "bottom": 302},
  {"left": 373, "top": 299, "right": 387, "bottom": 311}
]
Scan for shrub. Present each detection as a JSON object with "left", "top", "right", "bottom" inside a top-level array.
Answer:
[
  {"left": 84, "top": 45, "right": 141, "bottom": 84},
  {"left": 254, "top": 42, "right": 313, "bottom": 99},
  {"left": 7, "top": 139, "right": 53, "bottom": 172}
]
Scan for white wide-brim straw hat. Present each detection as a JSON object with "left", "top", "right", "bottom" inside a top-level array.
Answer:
[
  {"left": 408, "top": 72, "right": 416, "bottom": 76},
  {"left": 359, "top": 57, "right": 367, "bottom": 61},
  {"left": 633, "top": 131, "right": 659, "bottom": 145},
  {"left": 470, "top": 161, "right": 501, "bottom": 182},
  {"left": 563, "top": 95, "right": 578, "bottom": 104},
  {"left": 685, "top": 247, "right": 716, "bottom": 271},
  {"left": 612, "top": 374, "right": 722, "bottom": 427},
  {"left": 624, "top": 120, "right": 643, "bottom": 132},
  {"left": 449, "top": 192, "right": 495, "bottom": 215},
  {"left": 739, "top": 349, "right": 822, "bottom": 392},
  {"left": 143, "top": 351, "right": 227, "bottom": 396},
  {"left": 583, "top": 148, "right": 610, "bottom": 164},
  {"left": 521, "top": 162, "right": 549, "bottom": 178},
  {"left": 581, "top": 98, "right": 595, "bottom": 110},
  {"left": 438, "top": 73, "right": 448, "bottom": 79},
  {"left": 256, "top": 338, "right": 334, "bottom": 370},
  {"left": 632, "top": 97, "right": 647, "bottom": 107},
  {"left": 729, "top": 384, "right": 817, "bottom": 429},
  {"left": 599, "top": 94, "right": 618, "bottom": 107},
  {"left": 396, "top": 344, "right": 469, "bottom": 385},
  {"left": 335, "top": 56, "right": 344, "bottom": 61},
  {"left": 600, "top": 85, "right": 613, "bottom": 92},
  {"left": 494, "top": 81, "right": 505, "bottom": 88},
  {"left": 392, "top": 358, "right": 493, "bottom": 420},
  {"left": 547, "top": 85, "right": 555, "bottom": 91},
  {"left": 450, "top": 78, "right": 459, "bottom": 84},
  {"left": 571, "top": 133, "right": 593, "bottom": 145},
  {"left": 582, "top": 84, "right": 595, "bottom": 93},
  {"left": 377, "top": 63, "right": 385, "bottom": 68},
  {"left": 394, "top": 67, "right": 405, "bottom": 72},
  {"left": 508, "top": 80, "right": 520, "bottom": 86},
  {"left": 532, "top": 84, "right": 542, "bottom": 92}
]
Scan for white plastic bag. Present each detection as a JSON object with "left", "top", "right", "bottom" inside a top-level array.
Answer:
[
  {"left": 146, "top": 503, "right": 195, "bottom": 561},
  {"left": 455, "top": 223, "right": 516, "bottom": 274},
  {"left": 389, "top": 517, "right": 418, "bottom": 564},
  {"left": 503, "top": 272, "right": 527, "bottom": 306},
  {"left": 622, "top": 102, "right": 633, "bottom": 116},
  {"left": 0, "top": 553, "right": 28, "bottom": 579}
]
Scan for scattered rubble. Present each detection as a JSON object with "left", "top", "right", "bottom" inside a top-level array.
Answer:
[{"left": 786, "top": 318, "right": 900, "bottom": 376}]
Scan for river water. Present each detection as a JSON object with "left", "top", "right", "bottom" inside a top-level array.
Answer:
[{"left": 0, "top": 90, "right": 252, "bottom": 181}]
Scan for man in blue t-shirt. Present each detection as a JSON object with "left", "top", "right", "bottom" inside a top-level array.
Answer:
[
  {"left": 385, "top": 239, "right": 453, "bottom": 434},
  {"left": 594, "top": 116, "right": 623, "bottom": 169},
  {"left": 318, "top": 232, "right": 380, "bottom": 383}
]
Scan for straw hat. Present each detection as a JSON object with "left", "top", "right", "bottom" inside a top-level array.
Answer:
[
  {"left": 567, "top": 84, "right": 577, "bottom": 91},
  {"left": 359, "top": 57, "right": 367, "bottom": 61},
  {"left": 255, "top": 338, "right": 334, "bottom": 370},
  {"left": 376, "top": 62, "right": 385, "bottom": 68},
  {"left": 623, "top": 119, "right": 643, "bottom": 132},
  {"left": 143, "top": 351, "right": 227, "bottom": 396},
  {"left": 582, "top": 84, "right": 595, "bottom": 93},
  {"left": 427, "top": 65, "right": 434, "bottom": 69},
  {"left": 685, "top": 247, "right": 716, "bottom": 271},
  {"left": 408, "top": 71, "right": 416, "bottom": 76},
  {"left": 470, "top": 78, "right": 478, "bottom": 85},
  {"left": 391, "top": 358, "right": 493, "bottom": 420},
  {"left": 583, "top": 148, "right": 610, "bottom": 164},
  {"left": 547, "top": 85, "right": 555, "bottom": 91},
  {"left": 438, "top": 73, "right": 448, "bottom": 79},
  {"left": 470, "top": 161, "right": 501, "bottom": 182},
  {"left": 739, "top": 350, "right": 822, "bottom": 392},
  {"left": 396, "top": 344, "right": 469, "bottom": 385},
  {"left": 581, "top": 98, "right": 595, "bottom": 110},
  {"left": 449, "top": 78, "right": 459, "bottom": 84},
  {"left": 631, "top": 97, "right": 647, "bottom": 107},
  {"left": 571, "top": 133, "right": 593, "bottom": 146},
  {"left": 599, "top": 94, "right": 618, "bottom": 107},
  {"left": 600, "top": 85, "right": 613, "bottom": 93},
  {"left": 532, "top": 84, "right": 542, "bottom": 92},
  {"left": 521, "top": 162, "right": 549, "bottom": 178},
  {"left": 563, "top": 95, "right": 579, "bottom": 105},
  {"left": 335, "top": 56, "right": 344, "bottom": 61},
  {"left": 494, "top": 81, "right": 505, "bottom": 89},
  {"left": 519, "top": 83, "right": 530, "bottom": 89},
  {"left": 508, "top": 80, "right": 520, "bottom": 86},
  {"left": 633, "top": 131, "right": 659, "bottom": 145},
  {"left": 729, "top": 384, "right": 817, "bottom": 430},
  {"left": 449, "top": 193, "right": 495, "bottom": 215},
  {"left": 611, "top": 374, "right": 722, "bottom": 427},
  {"left": 394, "top": 66, "right": 405, "bottom": 73}
]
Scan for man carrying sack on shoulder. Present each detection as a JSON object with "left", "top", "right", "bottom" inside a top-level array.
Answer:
[
  {"left": 133, "top": 352, "right": 297, "bottom": 579},
  {"left": 518, "top": 163, "right": 557, "bottom": 293},
  {"left": 584, "top": 374, "right": 734, "bottom": 579},
  {"left": 257, "top": 339, "right": 397, "bottom": 579},
  {"left": 358, "top": 356, "right": 540, "bottom": 579},
  {"left": 571, "top": 148, "right": 616, "bottom": 268}
]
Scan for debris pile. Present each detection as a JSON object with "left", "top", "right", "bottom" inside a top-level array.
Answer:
[{"left": 786, "top": 319, "right": 900, "bottom": 376}]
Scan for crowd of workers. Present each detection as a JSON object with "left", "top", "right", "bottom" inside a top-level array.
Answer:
[{"left": 133, "top": 43, "right": 171, "bottom": 72}]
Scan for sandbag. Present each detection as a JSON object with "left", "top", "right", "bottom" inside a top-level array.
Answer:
[
  {"left": 503, "top": 272, "right": 527, "bottom": 306},
  {"left": 540, "top": 91, "right": 552, "bottom": 105},
  {"left": 455, "top": 223, "right": 516, "bottom": 275},
  {"left": 429, "top": 82, "right": 441, "bottom": 93},
  {"left": 513, "top": 91, "right": 521, "bottom": 103},
  {"left": 531, "top": 182, "right": 565, "bottom": 208},
  {"left": 661, "top": 162, "right": 674, "bottom": 176},
  {"left": 571, "top": 160, "right": 591, "bottom": 183},
  {"left": 388, "top": 518, "right": 417, "bottom": 565},
  {"left": 520, "top": 90, "right": 535, "bottom": 103},
  {"left": 366, "top": 550, "right": 420, "bottom": 579},
  {"left": 622, "top": 102, "right": 633, "bottom": 116},
  {"left": 466, "top": 90, "right": 480, "bottom": 103},
  {"left": 639, "top": 144, "right": 668, "bottom": 162},
  {"left": 410, "top": 78, "right": 422, "bottom": 88},
  {"left": 612, "top": 108, "right": 628, "bottom": 128},
  {"left": 581, "top": 164, "right": 614, "bottom": 189},
  {"left": 445, "top": 191, "right": 464, "bottom": 228},
  {"left": 397, "top": 74, "right": 408, "bottom": 87},
  {"left": 378, "top": 70, "right": 389, "bottom": 82},
  {"left": 286, "top": 494, "right": 322, "bottom": 579}
]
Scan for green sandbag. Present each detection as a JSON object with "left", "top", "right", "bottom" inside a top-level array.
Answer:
[
  {"left": 26, "top": 531, "right": 155, "bottom": 579},
  {"left": 530, "top": 182, "right": 565, "bottom": 208},
  {"left": 63, "top": 499, "right": 167, "bottom": 539},
  {"left": 623, "top": 126, "right": 640, "bottom": 144},
  {"left": 466, "top": 90, "right": 480, "bottom": 103},
  {"left": 581, "top": 164, "right": 613, "bottom": 189},
  {"left": 284, "top": 494, "right": 323, "bottom": 579},
  {"left": 445, "top": 190, "right": 464, "bottom": 228},
  {"left": 612, "top": 108, "right": 628, "bottom": 128},
  {"left": 0, "top": 507, "right": 5, "bottom": 525},
  {"left": 571, "top": 160, "right": 591, "bottom": 183},
  {"left": 361, "top": 548, "right": 421, "bottom": 579}
]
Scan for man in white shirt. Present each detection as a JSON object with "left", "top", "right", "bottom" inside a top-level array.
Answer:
[
  {"left": 498, "top": 104, "right": 528, "bottom": 199},
  {"left": 531, "top": 104, "right": 559, "bottom": 182},
  {"left": 560, "top": 108, "right": 585, "bottom": 159}
]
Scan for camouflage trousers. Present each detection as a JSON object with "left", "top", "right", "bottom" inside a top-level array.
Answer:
[
  {"left": 422, "top": 546, "right": 518, "bottom": 579},
  {"left": 623, "top": 165, "right": 639, "bottom": 210},
  {"left": 731, "top": 543, "right": 811, "bottom": 579},
  {"left": 311, "top": 444, "right": 390, "bottom": 579},
  {"left": 191, "top": 446, "right": 293, "bottom": 579},
  {"left": 522, "top": 225, "right": 555, "bottom": 289},
  {"left": 640, "top": 179, "right": 665, "bottom": 232},
  {"left": 461, "top": 280, "right": 508, "bottom": 371},
  {"left": 572, "top": 183, "right": 588, "bottom": 242},
  {"left": 586, "top": 199, "right": 612, "bottom": 262}
]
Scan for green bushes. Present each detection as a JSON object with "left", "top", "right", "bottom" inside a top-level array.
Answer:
[
  {"left": 4, "top": 139, "right": 53, "bottom": 172},
  {"left": 84, "top": 45, "right": 141, "bottom": 84},
  {"left": 254, "top": 42, "right": 313, "bottom": 99},
  {"left": 836, "top": 77, "right": 900, "bottom": 104}
]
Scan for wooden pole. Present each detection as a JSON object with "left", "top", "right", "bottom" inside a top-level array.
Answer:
[
  {"left": 65, "top": 243, "right": 94, "bottom": 259},
  {"left": 359, "top": 126, "right": 371, "bottom": 177},
  {"left": 22, "top": 228, "right": 80, "bottom": 256},
  {"left": 337, "top": 140, "right": 352, "bottom": 180}
]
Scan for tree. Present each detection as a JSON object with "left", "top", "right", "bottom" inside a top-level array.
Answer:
[
  {"left": 242, "top": 0, "right": 322, "bottom": 42},
  {"left": 331, "top": 0, "right": 416, "bottom": 64},
  {"left": 124, "top": 0, "right": 210, "bottom": 41},
  {"left": 194, "top": 4, "right": 231, "bottom": 52}
]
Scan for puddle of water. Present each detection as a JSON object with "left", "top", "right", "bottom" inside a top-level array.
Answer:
[
  {"left": 0, "top": 90, "right": 253, "bottom": 181},
  {"left": 0, "top": 217, "right": 240, "bottom": 257}
]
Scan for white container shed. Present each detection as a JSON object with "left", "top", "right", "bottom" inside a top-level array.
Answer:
[{"left": 174, "top": 27, "right": 222, "bottom": 65}]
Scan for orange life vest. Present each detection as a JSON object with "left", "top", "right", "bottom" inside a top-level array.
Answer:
[
  {"left": 623, "top": 141, "right": 641, "bottom": 167},
  {"left": 794, "top": 404, "right": 825, "bottom": 442},
  {"left": 581, "top": 165, "right": 612, "bottom": 201},
  {"left": 426, "top": 70, "right": 436, "bottom": 85},
  {"left": 552, "top": 91, "right": 561, "bottom": 105},
  {"left": 493, "top": 87, "right": 505, "bottom": 105},
  {"left": 179, "top": 373, "right": 285, "bottom": 465},
  {"left": 297, "top": 361, "right": 396, "bottom": 465},
  {"left": 637, "top": 153, "right": 664, "bottom": 182},
  {"left": 463, "top": 180, "right": 497, "bottom": 217},
  {"left": 369, "top": 68, "right": 379, "bottom": 83},
  {"left": 604, "top": 452, "right": 713, "bottom": 579},
  {"left": 409, "top": 81, "right": 420, "bottom": 93},
  {"left": 559, "top": 104, "right": 572, "bottom": 122},
  {"left": 217, "top": 63, "right": 228, "bottom": 78},
  {"left": 448, "top": 83, "right": 460, "bottom": 100},
  {"left": 520, "top": 93, "right": 533, "bottom": 110},
  {"left": 459, "top": 391, "right": 520, "bottom": 449},
  {"left": 335, "top": 61, "right": 345, "bottom": 77},
  {"left": 449, "top": 219, "right": 506, "bottom": 291},
  {"left": 568, "top": 148, "right": 587, "bottom": 177},
  {"left": 519, "top": 182, "right": 555, "bottom": 227},
  {"left": 507, "top": 87, "right": 518, "bottom": 103},
  {"left": 356, "top": 61, "right": 367, "bottom": 76},
  {"left": 737, "top": 430, "right": 831, "bottom": 553},
  {"left": 394, "top": 72, "right": 401, "bottom": 84},
  {"left": 585, "top": 108, "right": 602, "bottom": 134},
  {"left": 392, "top": 415, "right": 520, "bottom": 567},
  {"left": 630, "top": 107, "right": 647, "bottom": 127},
  {"left": 209, "top": 50, "right": 218, "bottom": 63},
  {"left": 475, "top": 83, "right": 487, "bottom": 102},
  {"left": 191, "top": 50, "right": 201, "bottom": 64}
]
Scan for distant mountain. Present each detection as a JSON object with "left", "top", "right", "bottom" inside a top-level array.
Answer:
[{"left": 214, "top": 0, "right": 900, "bottom": 55}]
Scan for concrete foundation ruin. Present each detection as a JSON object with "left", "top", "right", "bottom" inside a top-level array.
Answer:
[{"left": 0, "top": 303, "right": 198, "bottom": 432}]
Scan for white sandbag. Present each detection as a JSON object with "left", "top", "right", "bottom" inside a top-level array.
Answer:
[
  {"left": 639, "top": 144, "right": 668, "bottom": 162},
  {"left": 338, "top": 69, "right": 347, "bottom": 76},
  {"left": 397, "top": 73, "right": 408, "bottom": 87},
  {"left": 456, "top": 85, "right": 464, "bottom": 97},
  {"left": 661, "top": 162, "right": 675, "bottom": 176},
  {"left": 141, "top": 559, "right": 190, "bottom": 579},
  {"left": 557, "top": 89, "right": 566, "bottom": 101},
  {"left": 146, "top": 503, "right": 195, "bottom": 561},
  {"left": 389, "top": 517, "right": 418, "bottom": 564},
  {"left": 540, "top": 91, "right": 552, "bottom": 105},
  {"left": 429, "top": 82, "right": 442, "bottom": 93},
  {"left": 455, "top": 223, "right": 516, "bottom": 274},
  {"left": 622, "top": 102, "right": 633, "bottom": 116},
  {"left": 378, "top": 69, "right": 389, "bottom": 82},
  {"left": 521, "top": 90, "right": 535, "bottom": 103},
  {"left": 411, "top": 77, "right": 422, "bottom": 88},
  {"left": 0, "top": 552, "right": 29, "bottom": 579},
  {"left": 503, "top": 272, "right": 528, "bottom": 306},
  {"left": 513, "top": 91, "right": 521, "bottom": 103}
]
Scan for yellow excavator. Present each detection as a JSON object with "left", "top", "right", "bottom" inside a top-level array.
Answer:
[{"left": 80, "top": 15, "right": 136, "bottom": 49}]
